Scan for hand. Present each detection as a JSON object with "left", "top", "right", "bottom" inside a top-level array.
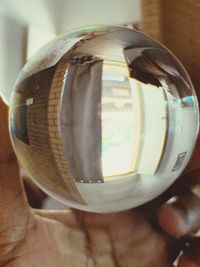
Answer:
[{"left": 0, "top": 95, "right": 199, "bottom": 267}]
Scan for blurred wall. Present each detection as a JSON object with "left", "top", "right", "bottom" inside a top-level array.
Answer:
[
  {"left": 0, "top": 0, "right": 142, "bottom": 101},
  {"left": 142, "top": 0, "right": 200, "bottom": 101},
  {"left": 0, "top": 15, "right": 26, "bottom": 101}
]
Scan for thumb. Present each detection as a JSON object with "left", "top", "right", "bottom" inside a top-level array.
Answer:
[
  {"left": 0, "top": 96, "right": 33, "bottom": 262},
  {"left": 0, "top": 95, "right": 14, "bottom": 162}
]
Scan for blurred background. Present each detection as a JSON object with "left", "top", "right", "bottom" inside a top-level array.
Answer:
[
  {"left": 1, "top": 0, "right": 199, "bottom": 103},
  {"left": 0, "top": 0, "right": 142, "bottom": 102}
]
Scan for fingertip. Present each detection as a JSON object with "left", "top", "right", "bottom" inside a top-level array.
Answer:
[
  {"left": 0, "top": 93, "right": 9, "bottom": 109},
  {"left": 158, "top": 204, "right": 188, "bottom": 238},
  {"left": 178, "top": 255, "right": 198, "bottom": 267}
]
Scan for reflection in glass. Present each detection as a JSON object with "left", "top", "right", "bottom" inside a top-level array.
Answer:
[
  {"left": 9, "top": 26, "right": 199, "bottom": 212},
  {"left": 102, "top": 63, "right": 135, "bottom": 177}
]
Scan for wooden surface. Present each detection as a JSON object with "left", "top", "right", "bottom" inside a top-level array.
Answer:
[{"left": 142, "top": 0, "right": 200, "bottom": 100}]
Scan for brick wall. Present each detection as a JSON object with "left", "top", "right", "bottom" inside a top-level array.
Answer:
[
  {"left": 47, "top": 60, "right": 84, "bottom": 201},
  {"left": 11, "top": 64, "right": 84, "bottom": 204}
]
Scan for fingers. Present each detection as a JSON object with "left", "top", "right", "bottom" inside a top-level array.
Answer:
[
  {"left": 0, "top": 160, "right": 34, "bottom": 263},
  {"left": 178, "top": 238, "right": 200, "bottom": 267},
  {"left": 178, "top": 256, "right": 198, "bottom": 267},
  {"left": 158, "top": 189, "right": 200, "bottom": 238},
  {"left": 157, "top": 152, "right": 200, "bottom": 239},
  {"left": 0, "top": 96, "right": 14, "bottom": 162},
  {"left": 183, "top": 238, "right": 200, "bottom": 266},
  {"left": 0, "top": 96, "right": 34, "bottom": 261},
  {"left": 157, "top": 147, "right": 200, "bottom": 266},
  {"left": 0, "top": 96, "right": 29, "bottom": 216},
  {"left": 0, "top": 96, "right": 30, "bottom": 215}
]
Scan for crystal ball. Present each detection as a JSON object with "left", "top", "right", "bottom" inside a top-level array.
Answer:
[{"left": 9, "top": 26, "right": 199, "bottom": 212}]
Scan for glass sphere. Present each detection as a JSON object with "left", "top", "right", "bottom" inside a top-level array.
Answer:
[{"left": 9, "top": 26, "right": 199, "bottom": 212}]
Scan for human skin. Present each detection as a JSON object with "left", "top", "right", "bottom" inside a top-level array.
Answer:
[{"left": 0, "top": 96, "right": 199, "bottom": 267}]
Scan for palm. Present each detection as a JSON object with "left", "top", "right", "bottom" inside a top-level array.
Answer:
[{"left": 3, "top": 198, "right": 175, "bottom": 267}]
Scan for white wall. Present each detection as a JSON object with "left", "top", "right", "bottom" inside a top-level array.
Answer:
[
  {"left": 0, "top": 15, "right": 26, "bottom": 101},
  {"left": 57, "top": 0, "right": 141, "bottom": 33}
]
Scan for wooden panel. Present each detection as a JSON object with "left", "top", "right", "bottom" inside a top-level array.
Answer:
[{"left": 142, "top": 0, "right": 200, "bottom": 99}]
